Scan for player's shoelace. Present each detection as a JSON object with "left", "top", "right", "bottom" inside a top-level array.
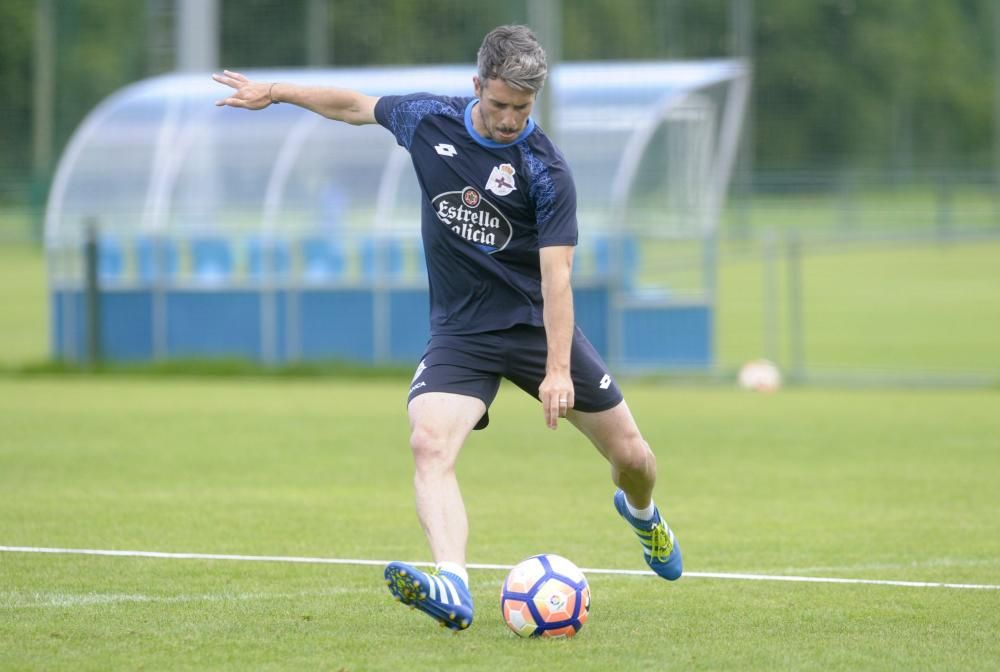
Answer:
[
  {"left": 647, "top": 521, "right": 673, "bottom": 562},
  {"left": 630, "top": 517, "right": 673, "bottom": 561}
]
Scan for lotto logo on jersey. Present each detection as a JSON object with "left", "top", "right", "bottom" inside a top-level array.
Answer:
[{"left": 433, "top": 187, "right": 513, "bottom": 254}]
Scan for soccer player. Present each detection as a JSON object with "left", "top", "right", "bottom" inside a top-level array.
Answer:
[{"left": 213, "top": 24, "right": 681, "bottom": 631}]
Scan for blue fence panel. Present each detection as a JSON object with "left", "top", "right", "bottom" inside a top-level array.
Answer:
[
  {"left": 166, "top": 290, "right": 261, "bottom": 358},
  {"left": 388, "top": 289, "right": 431, "bottom": 360},
  {"left": 101, "top": 290, "right": 154, "bottom": 360},
  {"left": 50, "top": 236, "right": 712, "bottom": 369},
  {"left": 296, "top": 289, "right": 375, "bottom": 361},
  {"left": 622, "top": 305, "right": 712, "bottom": 367},
  {"left": 573, "top": 286, "right": 610, "bottom": 356}
]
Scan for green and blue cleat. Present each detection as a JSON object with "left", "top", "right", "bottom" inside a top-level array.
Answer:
[
  {"left": 384, "top": 561, "right": 474, "bottom": 631},
  {"left": 613, "top": 489, "right": 683, "bottom": 580}
]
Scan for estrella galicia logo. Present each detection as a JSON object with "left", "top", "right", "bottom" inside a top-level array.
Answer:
[{"left": 432, "top": 187, "right": 512, "bottom": 254}]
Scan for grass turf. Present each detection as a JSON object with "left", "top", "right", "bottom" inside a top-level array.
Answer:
[
  {"left": 2, "top": 376, "right": 998, "bottom": 670},
  {"left": 715, "top": 239, "right": 1000, "bottom": 374},
  {"left": 0, "top": 243, "right": 47, "bottom": 367}
]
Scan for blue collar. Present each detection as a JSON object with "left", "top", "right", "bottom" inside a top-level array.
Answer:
[{"left": 464, "top": 99, "right": 535, "bottom": 148}]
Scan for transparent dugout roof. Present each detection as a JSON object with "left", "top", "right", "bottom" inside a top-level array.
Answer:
[{"left": 45, "top": 60, "right": 749, "bottom": 245}]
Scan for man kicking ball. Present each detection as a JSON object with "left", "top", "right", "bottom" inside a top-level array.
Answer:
[{"left": 214, "top": 24, "right": 682, "bottom": 632}]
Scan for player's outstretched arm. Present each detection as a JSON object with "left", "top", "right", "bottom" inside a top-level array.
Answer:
[{"left": 212, "top": 69, "right": 378, "bottom": 125}]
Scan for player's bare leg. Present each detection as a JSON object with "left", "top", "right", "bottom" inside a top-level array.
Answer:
[
  {"left": 569, "top": 401, "right": 683, "bottom": 580},
  {"left": 384, "top": 392, "right": 483, "bottom": 630},
  {"left": 407, "top": 392, "right": 484, "bottom": 566},
  {"left": 568, "top": 400, "right": 656, "bottom": 503}
]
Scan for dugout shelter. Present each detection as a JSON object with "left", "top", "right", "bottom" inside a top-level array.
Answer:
[{"left": 45, "top": 60, "right": 749, "bottom": 369}]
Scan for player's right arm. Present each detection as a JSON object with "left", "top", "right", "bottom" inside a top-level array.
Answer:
[{"left": 212, "top": 70, "right": 377, "bottom": 125}]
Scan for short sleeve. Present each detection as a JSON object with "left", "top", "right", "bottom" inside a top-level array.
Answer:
[
  {"left": 374, "top": 93, "right": 466, "bottom": 150},
  {"left": 519, "top": 143, "right": 578, "bottom": 248}
]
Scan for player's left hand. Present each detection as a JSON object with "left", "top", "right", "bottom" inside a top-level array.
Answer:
[{"left": 539, "top": 372, "right": 574, "bottom": 430}]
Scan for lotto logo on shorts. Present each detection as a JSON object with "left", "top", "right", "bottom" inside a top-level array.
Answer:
[{"left": 599, "top": 374, "right": 612, "bottom": 390}]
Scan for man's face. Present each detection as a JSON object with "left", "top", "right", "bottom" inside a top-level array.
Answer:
[{"left": 473, "top": 76, "right": 536, "bottom": 144}]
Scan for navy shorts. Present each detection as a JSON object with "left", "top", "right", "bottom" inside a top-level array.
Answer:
[{"left": 407, "top": 324, "right": 624, "bottom": 430}]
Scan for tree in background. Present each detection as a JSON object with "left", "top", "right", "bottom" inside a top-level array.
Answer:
[
  {"left": 0, "top": 1, "right": 36, "bottom": 206},
  {"left": 2, "top": 0, "right": 997, "bottom": 219},
  {"left": 754, "top": 0, "right": 993, "bottom": 173}
]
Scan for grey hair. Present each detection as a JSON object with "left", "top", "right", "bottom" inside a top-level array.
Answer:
[{"left": 476, "top": 25, "right": 548, "bottom": 93}]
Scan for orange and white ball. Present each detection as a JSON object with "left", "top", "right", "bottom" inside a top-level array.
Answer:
[{"left": 501, "top": 554, "right": 590, "bottom": 638}]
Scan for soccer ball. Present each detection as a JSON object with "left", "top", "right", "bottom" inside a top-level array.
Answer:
[
  {"left": 738, "top": 358, "right": 782, "bottom": 392},
  {"left": 500, "top": 554, "right": 590, "bottom": 638}
]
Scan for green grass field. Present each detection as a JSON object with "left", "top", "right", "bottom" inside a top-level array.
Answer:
[
  {"left": 0, "top": 243, "right": 46, "bottom": 368},
  {"left": 1, "top": 220, "right": 998, "bottom": 668},
  {"left": 716, "top": 238, "right": 1000, "bottom": 376},
  {"left": 2, "top": 376, "right": 998, "bottom": 670}
]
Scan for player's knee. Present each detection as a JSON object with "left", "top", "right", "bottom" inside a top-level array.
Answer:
[
  {"left": 612, "top": 434, "right": 655, "bottom": 479},
  {"left": 408, "top": 424, "right": 438, "bottom": 459},
  {"left": 409, "top": 424, "right": 455, "bottom": 469}
]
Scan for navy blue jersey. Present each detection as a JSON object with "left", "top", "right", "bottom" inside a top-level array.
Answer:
[{"left": 374, "top": 93, "right": 578, "bottom": 336}]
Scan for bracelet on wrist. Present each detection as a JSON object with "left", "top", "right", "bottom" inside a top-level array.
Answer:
[{"left": 268, "top": 82, "right": 280, "bottom": 104}]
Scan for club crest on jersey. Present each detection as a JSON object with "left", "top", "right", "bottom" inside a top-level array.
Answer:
[
  {"left": 432, "top": 187, "right": 513, "bottom": 254},
  {"left": 485, "top": 163, "right": 517, "bottom": 197}
]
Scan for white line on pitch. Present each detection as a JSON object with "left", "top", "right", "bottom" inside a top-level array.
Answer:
[
  {"left": 2, "top": 546, "right": 998, "bottom": 591},
  {"left": 2, "top": 586, "right": 366, "bottom": 609}
]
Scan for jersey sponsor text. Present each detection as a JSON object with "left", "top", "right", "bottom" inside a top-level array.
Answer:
[{"left": 432, "top": 187, "right": 513, "bottom": 253}]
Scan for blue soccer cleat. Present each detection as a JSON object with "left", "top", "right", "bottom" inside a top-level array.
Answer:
[
  {"left": 614, "top": 489, "right": 683, "bottom": 580},
  {"left": 384, "top": 561, "right": 474, "bottom": 631}
]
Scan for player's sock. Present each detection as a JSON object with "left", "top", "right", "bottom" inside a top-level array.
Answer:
[
  {"left": 625, "top": 497, "right": 656, "bottom": 521},
  {"left": 436, "top": 562, "right": 469, "bottom": 588},
  {"left": 384, "top": 561, "right": 474, "bottom": 631},
  {"left": 613, "top": 488, "right": 683, "bottom": 581}
]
